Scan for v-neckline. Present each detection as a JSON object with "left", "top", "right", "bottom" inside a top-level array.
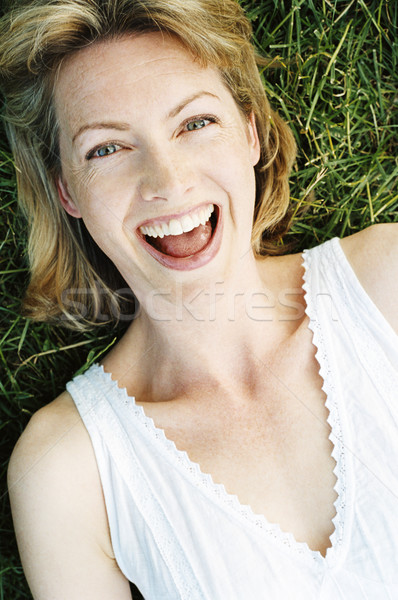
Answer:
[{"left": 95, "top": 242, "right": 349, "bottom": 567}]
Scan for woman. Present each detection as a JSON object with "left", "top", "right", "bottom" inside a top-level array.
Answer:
[{"left": 2, "top": 0, "right": 397, "bottom": 598}]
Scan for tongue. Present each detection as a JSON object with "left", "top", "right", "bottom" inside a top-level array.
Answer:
[{"left": 150, "top": 221, "right": 212, "bottom": 258}]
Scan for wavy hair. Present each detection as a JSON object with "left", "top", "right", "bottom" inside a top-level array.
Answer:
[{"left": 0, "top": 0, "right": 296, "bottom": 329}]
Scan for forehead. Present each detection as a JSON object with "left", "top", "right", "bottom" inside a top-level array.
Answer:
[{"left": 54, "top": 32, "right": 225, "bottom": 132}]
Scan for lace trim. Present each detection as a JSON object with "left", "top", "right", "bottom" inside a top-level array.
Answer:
[
  {"left": 92, "top": 364, "right": 321, "bottom": 565},
  {"left": 302, "top": 245, "right": 347, "bottom": 562}
]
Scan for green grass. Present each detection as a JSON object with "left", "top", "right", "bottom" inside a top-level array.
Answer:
[{"left": 1, "top": 0, "right": 397, "bottom": 598}]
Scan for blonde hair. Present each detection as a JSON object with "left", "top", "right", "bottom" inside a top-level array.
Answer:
[{"left": 0, "top": 0, "right": 296, "bottom": 329}]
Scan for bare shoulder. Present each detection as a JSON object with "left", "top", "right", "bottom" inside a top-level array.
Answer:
[
  {"left": 8, "top": 391, "right": 89, "bottom": 488},
  {"left": 8, "top": 392, "right": 131, "bottom": 599},
  {"left": 340, "top": 223, "right": 398, "bottom": 261},
  {"left": 340, "top": 223, "right": 398, "bottom": 332}
]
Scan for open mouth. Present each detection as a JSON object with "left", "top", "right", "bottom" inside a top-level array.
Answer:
[{"left": 136, "top": 203, "right": 222, "bottom": 271}]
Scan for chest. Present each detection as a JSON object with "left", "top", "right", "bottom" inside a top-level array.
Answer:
[{"left": 140, "top": 350, "right": 338, "bottom": 556}]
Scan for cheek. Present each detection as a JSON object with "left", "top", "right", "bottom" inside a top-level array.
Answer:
[
  {"left": 69, "top": 166, "right": 133, "bottom": 227},
  {"left": 67, "top": 183, "right": 128, "bottom": 253},
  {"left": 206, "top": 135, "right": 256, "bottom": 226},
  {"left": 81, "top": 203, "right": 126, "bottom": 249},
  {"left": 206, "top": 137, "right": 257, "bottom": 193}
]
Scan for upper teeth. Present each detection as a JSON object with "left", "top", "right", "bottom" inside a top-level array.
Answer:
[{"left": 140, "top": 204, "right": 214, "bottom": 238}]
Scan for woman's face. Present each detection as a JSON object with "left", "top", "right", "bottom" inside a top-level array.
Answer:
[{"left": 55, "top": 32, "right": 260, "bottom": 298}]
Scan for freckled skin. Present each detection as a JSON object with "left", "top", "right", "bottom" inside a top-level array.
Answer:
[{"left": 54, "top": 32, "right": 260, "bottom": 299}]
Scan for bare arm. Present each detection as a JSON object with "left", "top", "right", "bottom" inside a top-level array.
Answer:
[
  {"left": 8, "top": 392, "right": 132, "bottom": 600},
  {"left": 341, "top": 223, "right": 398, "bottom": 334}
]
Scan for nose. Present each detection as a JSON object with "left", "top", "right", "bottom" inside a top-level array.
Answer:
[{"left": 138, "top": 145, "right": 195, "bottom": 203}]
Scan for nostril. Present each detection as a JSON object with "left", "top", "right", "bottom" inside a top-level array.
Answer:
[{"left": 141, "top": 194, "right": 169, "bottom": 203}]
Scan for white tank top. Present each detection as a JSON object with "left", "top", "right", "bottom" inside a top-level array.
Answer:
[{"left": 67, "top": 238, "right": 398, "bottom": 600}]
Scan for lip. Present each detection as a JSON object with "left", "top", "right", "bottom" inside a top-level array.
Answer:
[{"left": 136, "top": 204, "right": 223, "bottom": 271}]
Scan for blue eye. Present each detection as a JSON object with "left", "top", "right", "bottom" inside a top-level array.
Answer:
[
  {"left": 185, "top": 117, "right": 214, "bottom": 131},
  {"left": 87, "top": 143, "right": 121, "bottom": 159}
]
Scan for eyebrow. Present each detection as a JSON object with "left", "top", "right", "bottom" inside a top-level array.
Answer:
[
  {"left": 167, "top": 91, "right": 220, "bottom": 119},
  {"left": 72, "top": 91, "right": 219, "bottom": 144},
  {"left": 72, "top": 121, "right": 131, "bottom": 144}
]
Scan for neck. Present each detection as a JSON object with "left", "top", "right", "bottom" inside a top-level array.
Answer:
[{"left": 105, "top": 253, "right": 305, "bottom": 401}]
